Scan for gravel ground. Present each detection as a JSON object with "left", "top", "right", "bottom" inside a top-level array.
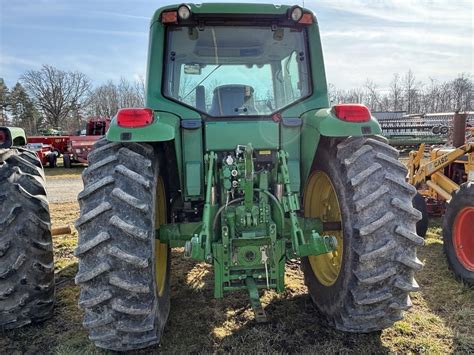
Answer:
[{"left": 46, "top": 176, "right": 83, "bottom": 203}]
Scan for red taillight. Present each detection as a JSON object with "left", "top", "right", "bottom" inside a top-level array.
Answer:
[
  {"left": 117, "top": 108, "right": 154, "bottom": 128},
  {"left": 333, "top": 104, "right": 371, "bottom": 122},
  {"left": 0, "top": 130, "right": 6, "bottom": 145},
  {"left": 299, "top": 13, "right": 313, "bottom": 24},
  {"left": 162, "top": 11, "right": 178, "bottom": 24}
]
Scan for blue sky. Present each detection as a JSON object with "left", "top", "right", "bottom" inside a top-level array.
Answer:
[{"left": 0, "top": 0, "right": 472, "bottom": 90}]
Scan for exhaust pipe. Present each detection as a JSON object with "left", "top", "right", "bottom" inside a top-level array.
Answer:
[{"left": 452, "top": 112, "right": 467, "bottom": 148}]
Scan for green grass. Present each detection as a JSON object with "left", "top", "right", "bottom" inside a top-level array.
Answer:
[
  {"left": 44, "top": 159, "right": 85, "bottom": 179},
  {"left": 1, "top": 206, "right": 473, "bottom": 354}
]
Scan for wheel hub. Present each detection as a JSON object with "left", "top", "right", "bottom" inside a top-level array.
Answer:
[
  {"left": 453, "top": 207, "right": 474, "bottom": 271},
  {"left": 304, "top": 171, "right": 344, "bottom": 286}
]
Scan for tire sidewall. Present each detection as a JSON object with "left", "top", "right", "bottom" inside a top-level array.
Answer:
[
  {"left": 443, "top": 182, "right": 474, "bottom": 283},
  {"left": 413, "top": 193, "right": 429, "bottom": 238},
  {"left": 302, "top": 141, "right": 355, "bottom": 315}
]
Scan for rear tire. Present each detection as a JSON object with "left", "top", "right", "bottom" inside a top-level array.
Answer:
[
  {"left": 0, "top": 148, "right": 54, "bottom": 330},
  {"left": 63, "top": 155, "right": 71, "bottom": 168},
  {"left": 443, "top": 182, "right": 474, "bottom": 285},
  {"left": 48, "top": 153, "right": 56, "bottom": 168},
  {"left": 301, "top": 136, "right": 423, "bottom": 332},
  {"left": 413, "top": 193, "right": 429, "bottom": 238},
  {"left": 75, "top": 139, "right": 170, "bottom": 351}
]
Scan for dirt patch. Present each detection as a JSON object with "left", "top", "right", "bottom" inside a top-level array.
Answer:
[{"left": 46, "top": 178, "right": 83, "bottom": 203}]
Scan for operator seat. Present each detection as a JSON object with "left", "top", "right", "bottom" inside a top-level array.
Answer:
[{"left": 209, "top": 84, "right": 257, "bottom": 116}]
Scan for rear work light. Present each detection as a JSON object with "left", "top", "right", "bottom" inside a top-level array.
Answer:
[
  {"left": 117, "top": 108, "right": 154, "bottom": 128},
  {"left": 177, "top": 4, "right": 191, "bottom": 20},
  {"left": 333, "top": 104, "right": 371, "bottom": 122},
  {"left": 288, "top": 6, "right": 303, "bottom": 22}
]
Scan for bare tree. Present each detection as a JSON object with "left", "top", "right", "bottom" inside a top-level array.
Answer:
[
  {"left": 364, "top": 79, "right": 382, "bottom": 111},
  {"left": 451, "top": 73, "right": 472, "bottom": 111},
  {"left": 88, "top": 78, "right": 146, "bottom": 118},
  {"left": 21, "top": 65, "right": 91, "bottom": 129},
  {"left": 403, "top": 69, "right": 419, "bottom": 113},
  {"left": 389, "top": 73, "right": 403, "bottom": 111},
  {"left": 89, "top": 81, "right": 120, "bottom": 118}
]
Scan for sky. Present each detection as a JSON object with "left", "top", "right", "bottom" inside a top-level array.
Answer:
[{"left": 0, "top": 0, "right": 472, "bottom": 90}]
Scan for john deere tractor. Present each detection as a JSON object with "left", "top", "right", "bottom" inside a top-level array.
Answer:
[
  {"left": 75, "top": 4, "right": 423, "bottom": 351},
  {"left": 0, "top": 127, "right": 55, "bottom": 329}
]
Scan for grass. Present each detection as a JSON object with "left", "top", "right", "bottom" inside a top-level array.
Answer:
[
  {"left": 1, "top": 200, "right": 472, "bottom": 354},
  {"left": 3, "top": 162, "right": 474, "bottom": 352},
  {"left": 44, "top": 158, "right": 85, "bottom": 179}
]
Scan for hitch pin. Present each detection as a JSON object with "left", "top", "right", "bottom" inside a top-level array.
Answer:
[{"left": 261, "top": 247, "right": 269, "bottom": 288}]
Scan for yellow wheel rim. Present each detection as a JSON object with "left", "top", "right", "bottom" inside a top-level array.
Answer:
[
  {"left": 304, "top": 171, "right": 343, "bottom": 286},
  {"left": 155, "top": 177, "right": 168, "bottom": 297}
]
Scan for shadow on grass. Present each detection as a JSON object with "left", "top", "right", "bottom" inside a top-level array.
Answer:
[
  {"left": 417, "top": 218, "right": 474, "bottom": 353},
  {"left": 157, "top": 249, "right": 389, "bottom": 353},
  {"left": 217, "top": 294, "right": 389, "bottom": 353}
]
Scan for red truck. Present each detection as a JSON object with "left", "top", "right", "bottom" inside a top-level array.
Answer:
[{"left": 26, "top": 142, "right": 57, "bottom": 167}]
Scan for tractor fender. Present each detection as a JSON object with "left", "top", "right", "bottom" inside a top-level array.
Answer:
[
  {"left": 0, "top": 126, "right": 27, "bottom": 148},
  {"left": 106, "top": 111, "right": 179, "bottom": 143},
  {"left": 105, "top": 110, "right": 184, "bottom": 198},
  {"left": 301, "top": 108, "right": 382, "bottom": 183}
]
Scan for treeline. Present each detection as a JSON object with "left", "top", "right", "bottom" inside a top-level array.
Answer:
[
  {"left": 0, "top": 65, "right": 144, "bottom": 134},
  {"left": 0, "top": 65, "right": 472, "bottom": 135},
  {"left": 329, "top": 70, "right": 472, "bottom": 114}
]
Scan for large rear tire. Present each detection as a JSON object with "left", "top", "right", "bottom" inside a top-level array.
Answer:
[
  {"left": 443, "top": 182, "right": 474, "bottom": 285},
  {"left": 0, "top": 148, "right": 54, "bottom": 330},
  {"left": 75, "top": 139, "right": 170, "bottom": 351},
  {"left": 301, "top": 136, "right": 423, "bottom": 332}
]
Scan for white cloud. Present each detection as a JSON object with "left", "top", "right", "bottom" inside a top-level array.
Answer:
[{"left": 311, "top": 0, "right": 472, "bottom": 28}]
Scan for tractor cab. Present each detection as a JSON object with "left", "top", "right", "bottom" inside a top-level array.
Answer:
[{"left": 162, "top": 20, "right": 311, "bottom": 118}]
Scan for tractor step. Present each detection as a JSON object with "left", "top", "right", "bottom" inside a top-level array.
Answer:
[{"left": 245, "top": 277, "right": 267, "bottom": 323}]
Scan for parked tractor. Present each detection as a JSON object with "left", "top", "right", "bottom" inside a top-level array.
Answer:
[
  {"left": 74, "top": 4, "right": 423, "bottom": 351},
  {"left": 408, "top": 112, "right": 473, "bottom": 285},
  {"left": 0, "top": 126, "right": 55, "bottom": 329}
]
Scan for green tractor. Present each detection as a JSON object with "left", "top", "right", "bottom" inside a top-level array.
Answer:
[
  {"left": 75, "top": 4, "right": 423, "bottom": 351},
  {"left": 0, "top": 127, "right": 55, "bottom": 329}
]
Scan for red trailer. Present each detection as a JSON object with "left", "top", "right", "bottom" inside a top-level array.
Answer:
[
  {"left": 63, "top": 117, "right": 110, "bottom": 168},
  {"left": 27, "top": 136, "right": 70, "bottom": 156},
  {"left": 63, "top": 135, "right": 102, "bottom": 168}
]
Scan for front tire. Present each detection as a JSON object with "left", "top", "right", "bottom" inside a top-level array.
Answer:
[
  {"left": 443, "top": 182, "right": 474, "bottom": 285},
  {"left": 75, "top": 139, "right": 170, "bottom": 351},
  {"left": 0, "top": 148, "right": 54, "bottom": 330},
  {"left": 48, "top": 153, "right": 56, "bottom": 168},
  {"left": 301, "top": 136, "right": 423, "bottom": 332},
  {"left": 413, "top": 192, "right": 429, "bottom": 238},
  {"left": 63, "top": 154, "right": 71, "bottom": 168}
]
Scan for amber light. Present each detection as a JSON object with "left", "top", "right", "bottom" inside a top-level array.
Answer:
[
  {"left": 333, "top": 104, "right": 371, "bottom": 122},
  {"left": 299, "top": 13, "right": 313, "bottom": 24},
  {"left": 162, "top": 11, "right": 178, "bottom": 24},
  {"left": 117, "top": 108, "right": 154, "bottom": 128}
]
